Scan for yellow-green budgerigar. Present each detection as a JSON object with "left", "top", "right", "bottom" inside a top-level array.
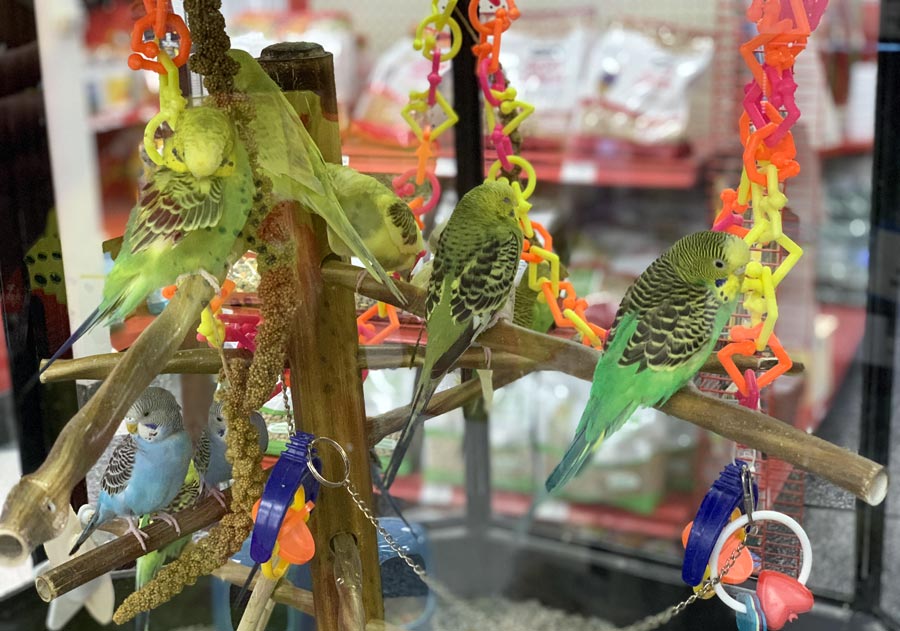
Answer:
[
  {"left": 41, "top": 105, "right": 253, "bottom": 372},
  {"left": 382, "top": 181, "right": 524, "bottom": 488},
  {"left": 227, "top": 49, "right": 404, "bottom": 301},
  {"left": 325, "top": 163, "right": 424, "bottom": 275},
  {"left": 545, "top": 231, "right": 750, "bottom": 493}
]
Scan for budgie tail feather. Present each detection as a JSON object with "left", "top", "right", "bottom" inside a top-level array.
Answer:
[
  {"left": 544, "top": 397, "right": 639, "bottom": 494},
  {"left": 69, "top": 507, "right": 103, "bottom": 556},
  {"left": 381, "top": 375, "right": 440, "bottom": 490}
]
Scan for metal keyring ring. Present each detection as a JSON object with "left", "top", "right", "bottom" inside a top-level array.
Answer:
[{"left": 306, "top": 436, "right": 351, "bottom": 488}]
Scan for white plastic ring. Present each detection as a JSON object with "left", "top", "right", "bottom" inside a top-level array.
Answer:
[{"left": 708, "top": 510, "right": 812, "bottom": 614}]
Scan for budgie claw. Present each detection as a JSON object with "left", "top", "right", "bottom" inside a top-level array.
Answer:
[
  {"left": 125, "top": 517, "right": 150, "bottom": 552},
  {"left": 207, "top": 486, "right": 228, "bottom": 509},
  {"left": 356, "top": 269, "right": 368, "bottom": 294},
  {"left": 154, "top": 511, "right": 182, "bottom": 536},
  {"left": 483, "top": 346, "right": 492, "bottom": 370},
  {"left": 175, "top": 270, "right": 221, "bottom": 296}
]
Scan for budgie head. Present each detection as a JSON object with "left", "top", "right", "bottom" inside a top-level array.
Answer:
[
  {"left": 208, "top": 400, "right": 227, "bottom": 440},
  {"left": 125, "top": 387, "right": 183, "bottom": 442},
  {"left": 473, "top": 180, "right": 519, "bottom": 228},
  {"left": 669, "top": 231, "right": 750, "bottom": 293},
  {"left": 165, "top": 106, "right": 235, "bottom": 179}
]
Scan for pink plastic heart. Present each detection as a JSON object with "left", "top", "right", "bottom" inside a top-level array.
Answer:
[{"left": 757, "top": 570, "right": 814, "bottom": 630}]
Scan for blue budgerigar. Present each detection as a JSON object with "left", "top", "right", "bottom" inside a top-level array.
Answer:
[
  {"left": 70, "top": 387, "right": 192, "bottom": 554},
  {"left": 194, "top": 400, "right": 268, "bottom": 504}
]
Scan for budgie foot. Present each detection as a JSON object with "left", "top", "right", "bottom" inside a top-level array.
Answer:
[
  {"left": 483, "top": 345, "right": 492, "bottom": 370},
  {"left": 205, "top": 485, "right": 228, "bottom": 509},
  {"left": 154, "top": 511, "right": 182, "bottom": 536},
  {"left": 175, "top": 269, "right": 221, "bottom": 296},
  {"left": 355, "top": 269, "right": 368, "bottom": 294},
  {"left": 125, "top": 516, "right": 150, "bottom": 552}
]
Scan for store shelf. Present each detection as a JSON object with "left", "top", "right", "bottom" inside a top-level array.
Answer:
[
  {"left": 342, "top": 134, "right": 702, "bottom": 190},
  {"left": 390, "top": 474, "right": 695, "bottom": 542},
  {"left": 819, "top": 141, "right": 873, "bottom": 159}
]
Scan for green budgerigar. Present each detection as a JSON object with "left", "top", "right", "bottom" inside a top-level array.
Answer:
[
  {"left": 325, "top": 163, "right": 424, "bottom": 275},
  {"left": 382, "top": 181, "right": 524, "bottom": 488},
  {"left": 545, "top": 230, "right": 750, "bottom": 493},
  {"left": 41, "top": 105, "right": 253, "bottom": 372},
  {"left": 133, "top": 462, "right": 201, "bottom": 631},
  {"left": 228, "top": 49, "right": 404, "bottom": 301}
]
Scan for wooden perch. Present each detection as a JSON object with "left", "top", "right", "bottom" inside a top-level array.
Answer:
[
  {"left": 327, "top": 264, "right": 884, "bottom": 506},
  {"left": 213, "top": 562, "right": 315, "bottom": 616},
  {"left": 367, "top": 368, "right": 532, "bottom": 446},
  {"left": 40, "top": 348, "right": 253, "bottom": 383},
  {"left": 0, "top": 275, "right": 214, "bottom": 565},
  {"left": 35, "top": 489, "right": 230, "bottom": 602}
]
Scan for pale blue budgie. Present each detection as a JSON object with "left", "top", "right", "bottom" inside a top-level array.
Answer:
[
  {"left": 70, "top": 387, "right": 192, "bottom": 554},
  {"left": 194, "top": 400, "right": 268, "bottom": 504}
]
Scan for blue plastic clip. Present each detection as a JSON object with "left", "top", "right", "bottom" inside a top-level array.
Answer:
[
  {"left": 250, "top": 432, "right": 322, "bottom": 564},
  {"left": 682, "top": 462, "right": 758, "bottom": 586}
]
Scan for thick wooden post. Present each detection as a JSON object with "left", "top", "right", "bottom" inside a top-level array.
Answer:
[{"left": 257, "top": 43, "right": 384, "bottom": 627}]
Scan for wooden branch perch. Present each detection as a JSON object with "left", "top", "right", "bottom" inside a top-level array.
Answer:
[
  {"left": 367, "top": 367, "right": 532, "bottom": 446},
  {"left": 35, "top": 489, "right": 230, "bottom": 602},
  {"left": 40, "top": 348, "right": 253, "bottom": 383},
  {"left": 212, "top": 562, "right": 315, "bottom": 616},
  {"left": 327, "top": 263, "right": 884, "bottom": 506},
  {"left": 0, "top": 275, "right": 214, "bottom": 565}
]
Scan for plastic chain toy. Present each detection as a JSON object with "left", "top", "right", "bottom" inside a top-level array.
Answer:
[
  {"left": 356, "top": 0, "right": 461, "bottom": 348},
  {"left": 472, "top": 0, "right": 605, "bottom": 348},
  {"left": 712, "top": 0, "right": 828, "bottom": 397}
]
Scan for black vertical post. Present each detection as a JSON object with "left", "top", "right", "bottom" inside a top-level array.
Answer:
[
  {"left": 451, "top": 8, "right": 491, "bottom": 549},
  {"left": 452, "top": 8, "right": 484, "bottom": 191},
  {"left": 853, "top": 0, "right": 900, "bottom": 615}
]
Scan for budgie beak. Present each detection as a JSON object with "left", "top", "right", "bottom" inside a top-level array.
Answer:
[
  {"left": 735, "top": 265, "right": 747, "bottom": 276},
  {"left": 125, "top": 417, "right": 138, "bottom": 434}
]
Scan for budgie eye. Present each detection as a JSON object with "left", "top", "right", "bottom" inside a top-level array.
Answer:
[
  {"left": 143, "top": 411, "right": 150, "bottom": 417},
  {"left": 714, "top": 259, "right": 725, "bottom": 269}
]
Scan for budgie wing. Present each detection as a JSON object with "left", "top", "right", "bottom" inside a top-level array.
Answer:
[
  {"left": 235, "top": 82, "right": 326, "bottom": 196},
  {"left": 426, "top": 230, "right": 521, "bottom": 375},
  {"left": 127, "top": 170, "right": 227, "bottom": 254},
  {"left": 100, "top": 435, "right": 137, "bottom": 496},
  {"left": 194, "top": 429, "right": 211, "bottom": 477},
  {"left": 387, "top": 200, "right": 422, "bottom": 250},
  {"left": 615, "top": 292, "right": 719, "bottom": 372}
]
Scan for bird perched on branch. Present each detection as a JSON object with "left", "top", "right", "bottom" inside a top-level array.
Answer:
[
  {"left": 382, "top": 180, "right": 524, "bottom": 488},
  {"left": 41, "top": 105, "right": 254, "bottom": 374},
  {"left": 228, "top": 48, "right": 404, "bottom": 302},
  {"left": 546, "top": 230, "right": 750, "bottom": 493},
  {"left": 195, "top": 399, "right": 268, "bottom": 505},
  {"left": 71, "top": 387, "right": 192, "bottom": 554},
  {"left": 324, "top": 163, "right": 424, "bottom": 276}
]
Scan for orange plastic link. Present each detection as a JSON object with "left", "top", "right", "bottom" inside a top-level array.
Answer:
[
  {"left": 127, "top": 0, "right": 191, "bottom": 75},
  {"left": 717, "top": 323, "right": 794, "bottom": 395},
  {"left": 358, "top": 303, "right": 401, "bottom": 346}
]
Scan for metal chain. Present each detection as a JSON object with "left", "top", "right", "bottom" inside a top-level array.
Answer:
[
  {"left": 343, "top": 478, "right": 494, "bottom": 629},
  {"left": 619, "top": 526, "right": 758, "bottom": 631}
]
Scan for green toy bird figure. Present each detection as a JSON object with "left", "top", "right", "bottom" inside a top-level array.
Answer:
[
  {"left": 325, "top": 163, "right": 424, "bottom": 276},
  {"left": 227, "top": 49, "right": 404, "bottom": 302},
  {"left": 382, "top": 180, "right": 524, "bottom": 488},
  {"left": 41, "top": 105, "right": 254, "bottom": 373},
  {"left": 545, "top": 230, "right": 750, "bottom": 493}
]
